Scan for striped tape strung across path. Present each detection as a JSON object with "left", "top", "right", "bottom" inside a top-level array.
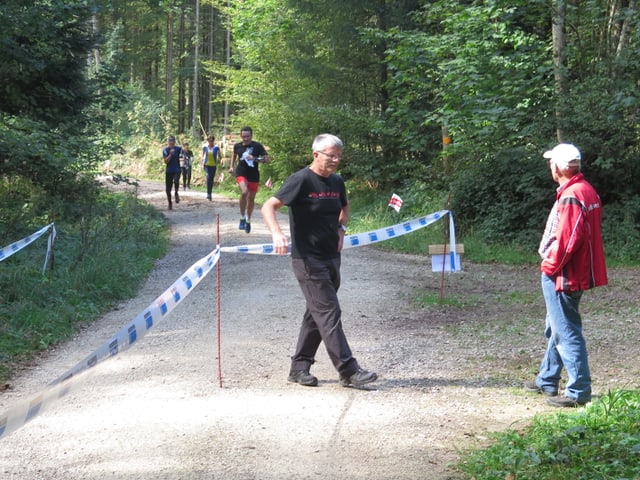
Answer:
[
  {"left": 0, "top": 209, "right": 458, "bottom": 441},
  {"left": 0, "top": 223, "right": 56, "bottom": 273},
  {"left": 221, "top": 210, "right": 457, "bottom": 261},
  {"left": 0, "top": 247, "right": 220, "bottom": 441}
]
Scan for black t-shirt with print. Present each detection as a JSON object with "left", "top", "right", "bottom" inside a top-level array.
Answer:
[
  {"left": 233, "top": 141, "right": 267, "bottom": 182},
  {"left": 275, "top": 167, "right": 348, "bottom": 259}
]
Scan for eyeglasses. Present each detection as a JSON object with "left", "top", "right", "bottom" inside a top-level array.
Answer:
[{"left": 316, "top": 151, "right": 342, "bottom": 161}]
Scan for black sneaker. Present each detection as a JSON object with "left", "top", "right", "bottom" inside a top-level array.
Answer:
[
  {"left": 168, "top": 202, "right": 172, "bottom": 211},
  {"left": 339, "top": 368, "right": 377, "bottom": 387},
  {"left": 239, "top": 218, "right": 246, "bottom": 230},
  {"left": 524, "top": 381, "right": 558, "bottom": 397},
  {"left": 288, "top": 370, "right": 318, "bottom": 387},
  {"left": 547, "top": 395, "right": 588, "bottom": 408},
  {"left": 245, "top": 221, "right": 251, "bottom": 233}
]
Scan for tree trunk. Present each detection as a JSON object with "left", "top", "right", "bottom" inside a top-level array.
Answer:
[
  {"left": 178, "top": 6, "right": 187, "bottom": 134},
  {"left": 91, "top": 14, "right": 100, "bottom": 67},
  {"left": 551, "top": 0, "right": 567, "bottom": 142},
  {"left": 616, "top": 0, "right": 635, "bottom": 58},
  {"left": 223, "top": 0, "right": 231, "bottom": 136},
  {"left": 191, "top": 0, "right": 201, "bottom": 139},
  {"left": 206, "top": 3, "right": 215, "bottom": 134},
  {"left": 166, "top": 12, "right": 174, "bottom": 109},
  {"left": 442, "top": 126, "right": 451, "bottom": 175}
]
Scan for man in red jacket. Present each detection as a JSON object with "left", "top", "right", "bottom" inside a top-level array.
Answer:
[{"left": 526, "top": 143, "right": 607, "bottom": 407}]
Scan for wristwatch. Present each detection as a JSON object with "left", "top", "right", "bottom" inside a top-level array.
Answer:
[{"left": 339, "top": 224, "right": 348, "bottom": 233}]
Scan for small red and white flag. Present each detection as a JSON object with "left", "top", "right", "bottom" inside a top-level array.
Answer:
[
  {"left": 388, "top": 193, "right": 404, "bottom": 212},
  {"left": 265, "top": 176, "right": 273, "bottom": 189}
]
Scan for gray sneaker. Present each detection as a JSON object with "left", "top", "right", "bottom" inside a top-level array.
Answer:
[
  {"left": 288, "top": 370, "right": 318, "bottom": 387},
  {"left": 340, "top": 368, "right": 377, "bottom": 387}
]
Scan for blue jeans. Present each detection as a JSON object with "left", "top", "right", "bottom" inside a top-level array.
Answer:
[{"left": 536, "top": 274, "right": 591, "bottom": 402}]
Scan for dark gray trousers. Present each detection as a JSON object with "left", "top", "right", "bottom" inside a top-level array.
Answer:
[{"left": 290, "top": 256, "right": 358, "bottom": 378}]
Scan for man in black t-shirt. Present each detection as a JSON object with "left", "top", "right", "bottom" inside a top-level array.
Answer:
[
  {"left": 229, "top": 126, "right": 269, "bottom": 233},
  {"left": 162, "top": 135, "right": 182, "bottom": 210},
  {"left": 261, "top": 133, "right": 378, "bottom": 388}
]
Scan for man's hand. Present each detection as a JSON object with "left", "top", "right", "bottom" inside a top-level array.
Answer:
[
  {"left": 261, "top": 196, "right": 287, "bottom": 254},
  {"left": 272, "top": 231, "right": 290, "bottom": 256},
  {"left": 337, "top": 228, "right": 345, "bottom": 252}
]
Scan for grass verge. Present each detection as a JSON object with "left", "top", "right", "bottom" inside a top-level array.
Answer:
[
  {"left": 458, "top": 389, "right": 640, "bottom": 479},
  {"left": 0, "top": 187, "right": 168, "bottom": 384}
]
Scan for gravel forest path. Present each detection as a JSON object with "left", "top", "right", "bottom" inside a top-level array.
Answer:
[{"left": 1, "top": 179, "right": 638, "bottom": 479}]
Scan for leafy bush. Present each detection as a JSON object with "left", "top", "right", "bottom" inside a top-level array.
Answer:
[
  {"left": 449, "top": 146, "right": 640, "bottom": 265},
  {"left": 459, "top": 389, "right": 640, "bottom": 480},
  {"left": 450, "top": 146, "right": 551, "bottom": 250},
  {"left": 601, "top": 196, "right": 640, "bottom": 265}
]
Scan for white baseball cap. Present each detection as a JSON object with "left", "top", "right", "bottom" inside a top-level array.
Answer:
[{"left": 543, "top": 143, "right": 581, "bottom": 169}]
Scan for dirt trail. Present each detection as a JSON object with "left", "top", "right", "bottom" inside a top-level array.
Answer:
[{"left": 1, "top": 180, "right": 638, "bottom": 479}]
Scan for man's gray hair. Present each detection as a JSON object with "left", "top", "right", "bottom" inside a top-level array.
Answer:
[{"left": 312, "top": 134, "right": 343, "bottom": 152}]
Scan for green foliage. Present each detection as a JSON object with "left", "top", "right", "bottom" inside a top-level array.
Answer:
[
  {"left": 461, "top": 234, "right": 539, "bottom": 264},
  {"left": 600, "top": 196, "right": 640, "bottom": 266},
  {"left": 450, "top": 145, "right": 551, "bottom": 249},
  {"left": 347, "top": 180, "right": 450, "bottom": 255},
  {"left": 382, "top": 0, "right": 553, "bottom": 166},
  {"left": 415, "top": 291, "right": 482, "bottom": 308},
  {"left": 108, "top": 86, "right": 168, "bottom": 146},
  {"left": 0, "top": 0, "right": 95, "bottom": 123},
  {"left": 84, "top": 0, "right": 640, "bottom": 267},
  {"left": 224, "top": 0, "right": 429, "bottom": 189},
  {"left": 0, "top": 0, "right": 107, "bottom": 203},
  {"left": 96, "top": 0, "right": 167, "bottom": 96},
  {"left": 0, "top": 188, "right": 167, "bottom": 382},
  {"left": 370, "top": 0, "right": 638, "bottom": 260},
  {"left": 213, "top": 0, "right": 640, "bottom": 258},
  {"left": 459, "top": 389, "right": 640, "bottom": 480},
  {"left": 555, "top": 75, "right": 640, "bottom": 207},
  {"left": 344, "top": 180, "right": 539, "bottom": 264}
]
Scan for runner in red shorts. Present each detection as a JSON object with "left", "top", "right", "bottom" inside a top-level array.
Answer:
[{"left": 229, "top": 126, "right": 270, "bottom": 233}]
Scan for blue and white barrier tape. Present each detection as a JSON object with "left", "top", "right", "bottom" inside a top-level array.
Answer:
[
  {"left": 447, "top": 211, "right": 458, "bottom": 272},
  {"left": 0, "top": 223, "right": 56, "bottom": 273},
  {"left": 42, "top": 224, "right": 57, "bottom": 275},
  {"left": 220, "top": 210, "right": 453, "bottom": 255},
  {"left": 0, "top": 247, "right": 220, "bottom": 441}
]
